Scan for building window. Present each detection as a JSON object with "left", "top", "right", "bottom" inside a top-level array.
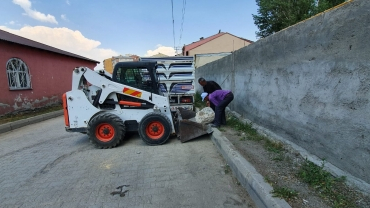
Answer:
[{"left": 6, "top": 58, "right": 32, "bottom": 90}]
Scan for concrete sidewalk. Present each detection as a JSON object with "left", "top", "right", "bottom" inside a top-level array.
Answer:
[
  {"left": 0, "top": 110, "right": 291, "bottom": 208},
  {"left": 0, "top": 110, "right": 63, "bottom": 134}
]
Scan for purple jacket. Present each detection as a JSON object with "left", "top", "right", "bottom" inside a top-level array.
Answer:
[{"left": 209, "top": 90, "right": 231, "bottom": 106}]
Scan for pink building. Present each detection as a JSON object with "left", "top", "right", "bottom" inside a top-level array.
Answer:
[{"left": 0, "top": 29, "right": 99, "bottom": 115}]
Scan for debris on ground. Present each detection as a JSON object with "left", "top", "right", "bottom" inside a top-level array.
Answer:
[{"left": 111, "top": 185, "right": 130, "bottom": 197}]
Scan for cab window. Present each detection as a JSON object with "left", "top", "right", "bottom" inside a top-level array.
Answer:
[{"left": 115, "top": 67, "right": 153, "bottom": 92}]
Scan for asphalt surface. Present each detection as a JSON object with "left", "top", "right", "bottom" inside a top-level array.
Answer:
[{"left": 0, "top": 116, "right": 256, "bottom": 208}]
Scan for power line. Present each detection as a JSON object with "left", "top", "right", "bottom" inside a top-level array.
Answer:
[
  {"left": 171, "top": 0, "right": 176, "bottom": 50},
  {"left": 178, "top": 0, "right": 187, "bottom": 50}
]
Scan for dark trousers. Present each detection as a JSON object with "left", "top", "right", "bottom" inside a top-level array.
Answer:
[
  {"left": 210, "top": 102, "right": 226, "bottom": 125},
  {"left": 210, "top": 102, "right": 216, "bottom": 112},
  {"left": 214, "top": 92, "right": 234, "bottom": 126}
]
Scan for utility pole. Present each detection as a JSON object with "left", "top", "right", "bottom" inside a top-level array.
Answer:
[{"left": 174, "top": 47, "right": 182, "bottom": 56}]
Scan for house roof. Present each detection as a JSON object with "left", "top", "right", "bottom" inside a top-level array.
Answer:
[
  {"left": 148, "top": 53, "right": 169, "bottom": 58},
  {"left": 0, "top": 29, "right": 99, "bottom": 63},
  {"left": 112, "top": 55, "right": 133, "bottom": 59},
  {"left": 140, "top": 56, "right": 193, "bottom": 62},
  {"left": 183, "top": 32, "right": 226, "bottom": 52},
  {"left": 182, "top": 32, "right": 254, "bottom": 52}
]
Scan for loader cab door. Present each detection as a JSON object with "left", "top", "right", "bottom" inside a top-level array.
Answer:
[{"left": 112, "top": 62, "right": 160, "bottom": 95}]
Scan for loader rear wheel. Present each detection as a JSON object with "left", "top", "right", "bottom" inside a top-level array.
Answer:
[
  {"left": 87, "top": 113, "right": 125, "bottom": 148},
  {"left": 139, "top": 112, "right": 172, "bottom": 145}
]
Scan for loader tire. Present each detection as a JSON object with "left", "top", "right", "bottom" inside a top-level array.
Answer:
[
  {"left": 87, "top": 113, "right": 125, "bottom": 149},
  {"left": 138, "top": 112, "right": 172, "bottom": 145}
]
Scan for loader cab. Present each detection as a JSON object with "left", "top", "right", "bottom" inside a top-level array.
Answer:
[{"left": 112, "top": 61, "right": 161, "bottom": 95}]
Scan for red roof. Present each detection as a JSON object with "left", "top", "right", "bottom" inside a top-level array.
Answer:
[
  {"left": 183, "top": 32, "right": 226, "bottom": 52},
  {"left": 0, "top": 29, "right": 99, "bottom": 63},
  {"left": 182, "top": 32, "right": 254, "bottom": 54}
]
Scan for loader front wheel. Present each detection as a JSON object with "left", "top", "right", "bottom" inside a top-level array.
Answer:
[
  {"left": 87, "top": 113, "right": 125, "bottom": 148},
  {"left": 139, "top": 112, "right": 172, "bottom": 145}
]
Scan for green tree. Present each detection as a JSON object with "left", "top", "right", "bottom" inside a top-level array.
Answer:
[
  {"left": 253, "top": 0, "right": 346, "bottom": 38},
  {"left": 317, "top": 0, "right": 346, "bottom": 12}
]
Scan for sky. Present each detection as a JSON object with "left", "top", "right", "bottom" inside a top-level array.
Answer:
[{"left": 0, "top": 0, "right": 259, "bottom": 69}]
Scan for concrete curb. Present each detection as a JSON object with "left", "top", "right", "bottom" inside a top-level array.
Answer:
[
  {"left": 211, "top": 128, "right": 291, "bottom": 208},
  {"left": 0, "top": 110, "right": 64, "bottom": 134}
]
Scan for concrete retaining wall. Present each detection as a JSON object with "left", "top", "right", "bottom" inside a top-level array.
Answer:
[{"left": 195, "top": 0, "right": 370, "bottom": 184}]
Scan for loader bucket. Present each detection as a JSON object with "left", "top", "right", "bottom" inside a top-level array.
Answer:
[{"left": 175, "top": 108, "right": 213, "bottom": 143}]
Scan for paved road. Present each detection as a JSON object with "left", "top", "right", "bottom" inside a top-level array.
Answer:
[{"left": 0, "top": 116, "right": 255, "bottom": 208}]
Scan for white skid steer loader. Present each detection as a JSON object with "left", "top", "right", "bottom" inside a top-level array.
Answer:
[{"left": 63, "top": 62, "right": 212, "bottom": 148}]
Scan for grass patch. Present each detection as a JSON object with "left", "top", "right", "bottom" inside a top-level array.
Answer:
[
  {"left": 298, "top": 159, "right": 333, "bottom": 188},
  {"left": 264, "top": 176, "right": 273, "bottom": 184},
  {"left": 227, "top": 116, "right": 278, "bottom": 145},
  {"left": 194, "top": 92, "right": 207, "bottom": 109},
  {"left": 264, "top": 139, "right": 284, "bottom": 153},
  {"left": 265, "top": 177, "right": 299, "bottom": 201},
  {"left": 224, "top": 164, "right": 231, "bottom": 174},
  {"left": 271, "top": 187, "right": 298, "bottom": 200},
  {"left": 226, "top": 115, "right": 364, "bottom": 207},
  {"left": 298, "top": 159, "right": 356, "bottom": 208},
  {"left": 0, "top": 104, "right": 63, "bottom": 125},
  {"left": 272, "top": 153, "right": 285, "bottom": 161},
  {"left": 227, "top": 116, "right": 285, "bottom": 155},
  {"left": 227, "top": 116, "right": 262, "bottom": 141}
]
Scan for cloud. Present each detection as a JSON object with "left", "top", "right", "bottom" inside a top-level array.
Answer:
[
  {"left": 12, "top": 0, "right": 58, "bottom": 24},
  {"left": 66, "top": 0, "right": 70, "bottom": 5},
  {"left": 144, "top": 44, "right": 176, "bottom": 57},
  {"left": 61, "top": 14, "right": 68, "bottom": 21},
  {"left": 0, "top": 26, "right": 118, "bottom": 69},
  {"left": 6, "top": 21, "right": 21, "bottom": 27}
]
